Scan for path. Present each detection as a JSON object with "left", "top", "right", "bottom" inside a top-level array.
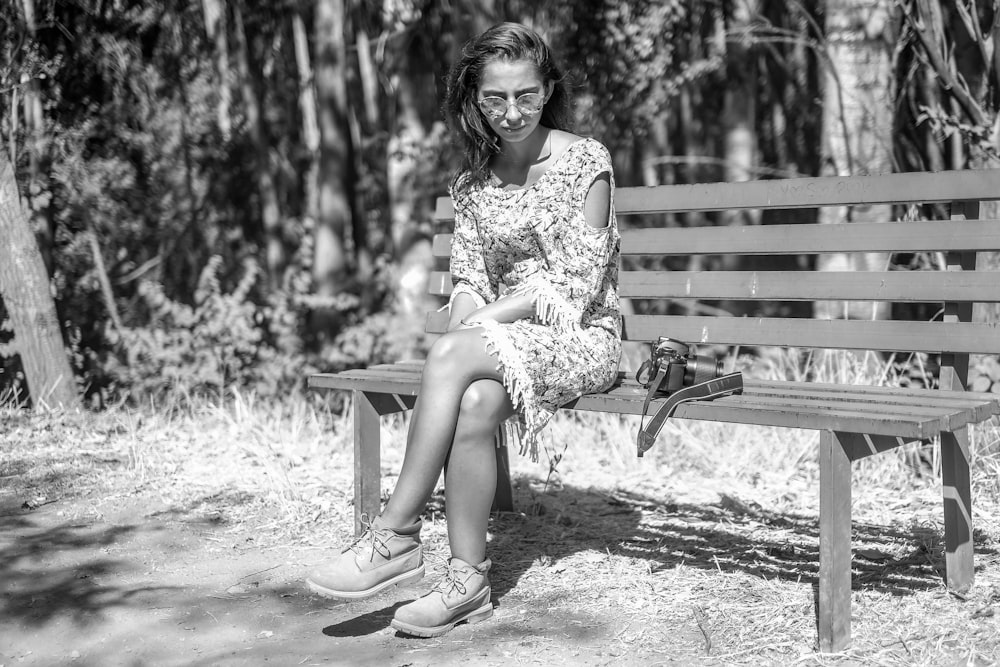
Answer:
[{"left": 2, "top": 497, "right": 665, "bottom": 667}]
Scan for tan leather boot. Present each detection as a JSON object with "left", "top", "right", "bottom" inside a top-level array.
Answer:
[
  {"left": 390, "top": 557, "right": 493, "bottom": 637},
  {"left": 306, "top": 515, "right": 423, "bottom": 600}
]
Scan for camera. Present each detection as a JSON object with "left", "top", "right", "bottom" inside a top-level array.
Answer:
[{"left": 636, "top": 337, "right": 726, "bottom": 395}]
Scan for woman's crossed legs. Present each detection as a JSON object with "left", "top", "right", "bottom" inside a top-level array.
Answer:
[{"left": 379, "top": 326, "right": 514, "bottom": 564}]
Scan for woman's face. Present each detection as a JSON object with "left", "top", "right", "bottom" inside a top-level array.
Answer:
[{"left": 476, "top": 59, "right": 552, "bottom": 144}]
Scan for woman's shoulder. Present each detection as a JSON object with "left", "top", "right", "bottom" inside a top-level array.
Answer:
[{"left": 551, "top": 132, "right": 612, "bottom": 170}]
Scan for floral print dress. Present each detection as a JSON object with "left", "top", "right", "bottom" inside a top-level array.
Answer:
[{"left": 448, "top": 137, "right": 622, "bottom": 460}]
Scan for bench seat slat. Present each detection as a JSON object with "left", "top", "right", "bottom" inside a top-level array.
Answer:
[
  {"left": 316, "top": 364, "right": 998, "bottom": 412},
  {"left": 310, "top": 366, "right": 996, "bottom": 437},
  {"left": 705, "top": 394, "right": 968, "bottom": 431},
  {"left": 573, "top": 395, "right": 940, "bottom": 438},
  {"left": 309, "top": 370, "right": 422, "bottom": 395},
  {"left": 750, "top": 379, "right": 1000, "bottom": 417},
  {"left": 752, "top": 382, "right": 1000, "bottom": 420},
  {"left": 622, "top": 315, "right": 1000, "bottom": 354},
  {"left": 327, "top": 365, "right": 998, "bottom": 418}
]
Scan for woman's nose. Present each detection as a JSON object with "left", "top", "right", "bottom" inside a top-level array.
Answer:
[{"left": 504, "top": 102, "right": 523, "bottom": 121}]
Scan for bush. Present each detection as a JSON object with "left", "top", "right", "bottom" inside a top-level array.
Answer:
[{"left": 105, "top": 256, "right": 315, "bottom": 400}]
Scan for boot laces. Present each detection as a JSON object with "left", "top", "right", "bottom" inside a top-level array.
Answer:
[
  {"left": 345, "top": 514, "right": 392, "bottom": 562},
  {"left": 428, "top": 556, "right": 474, "bottom": 597}
]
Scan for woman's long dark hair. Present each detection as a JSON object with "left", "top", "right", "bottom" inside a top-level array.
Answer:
[{"left": 444, "top": 22, "right": 572, "bottom": 192}]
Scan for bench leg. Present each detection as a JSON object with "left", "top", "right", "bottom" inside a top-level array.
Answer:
[
  {"left": 941, "top": 428, "right": 974, "bottom": 592},
  {"left": 492, "top": 438, "right": 514, "bottom": 512},
  {"left": 818, "top": 430, "right": 852, "bottom": 653},
  {"left": 353, "top": 390, "right": 382, "bottom": 536}
]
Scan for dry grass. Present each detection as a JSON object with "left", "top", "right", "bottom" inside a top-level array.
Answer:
[{"left": 2, "top": 349, "right": 1000, "bottom": 665}]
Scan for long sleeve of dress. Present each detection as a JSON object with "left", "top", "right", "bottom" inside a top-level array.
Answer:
[
  {"left": 510, "top": 145, "right": 617, "bottom": 331},
  {"left": 448, "top": 186, "right": 497, "bottom": 311}
]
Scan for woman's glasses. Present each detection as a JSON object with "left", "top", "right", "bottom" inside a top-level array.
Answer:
[{"left": 477, "top": 93, "right": 545, "bottom": 119}]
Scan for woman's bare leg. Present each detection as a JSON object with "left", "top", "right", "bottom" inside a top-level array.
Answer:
[
  {"left": 379, "top": 327, "right": 510, "bottom": 531},
  {"left": 445, "top": 379, "right": 514, "bottom": 564}
]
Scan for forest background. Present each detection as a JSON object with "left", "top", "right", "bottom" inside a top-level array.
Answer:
[{"left": 2, "top": 0, "right": 1000, "bottom": 409}]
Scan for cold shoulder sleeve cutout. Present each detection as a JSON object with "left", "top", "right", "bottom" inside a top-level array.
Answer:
[{"left": 510, "top": 141, "right": 618, "bottom": 331}]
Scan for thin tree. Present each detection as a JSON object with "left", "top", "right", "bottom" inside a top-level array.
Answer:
[
  {"left": 18, "top": 0, "right": 53, "bottom": 271},
  {"left": 312, "top": 0, "right": 355, "bottom": 323},
  {"left": 201, "top": 0, "right": 232, "bottom": 139},
  {"left": 0, "top": 149, "right": 79, "bottom": 409},
  {"left": 232, "top": 0, "right": 285, "bottom": 290},
  {"left": 292, "top": 9, "right": 320, "bottom": 238},
  {"left": 815, "top": 0, "right": 895, "bottom": 321}
]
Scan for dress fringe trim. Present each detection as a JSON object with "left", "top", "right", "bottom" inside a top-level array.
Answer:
[
  {"left": 511, "top": 277, "right": 581, "bottom": 334},
  {"left": 476, "top": 319, "right": 549, "bottom": 461}
]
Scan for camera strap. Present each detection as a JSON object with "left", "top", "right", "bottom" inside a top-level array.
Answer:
[{"left": 636, "top": 371, "right": 744, "bottom": 457}]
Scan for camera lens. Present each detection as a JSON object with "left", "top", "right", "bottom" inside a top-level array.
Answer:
[{"left": 684, "top": 355, "right": 725, "bottom": 386}]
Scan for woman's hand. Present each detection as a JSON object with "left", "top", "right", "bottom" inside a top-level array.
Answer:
[
  {"left": 447, "top": 292, "right": 537, "bottom": 332},
  {"left": 467, "top": 293, "right": 535, "bottom": 324}
]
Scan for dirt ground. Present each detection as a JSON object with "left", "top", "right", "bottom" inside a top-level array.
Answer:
[{"left": 2, "top": 487, "right": 700, "bottom": 667}]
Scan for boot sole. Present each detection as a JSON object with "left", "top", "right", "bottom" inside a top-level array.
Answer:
[
  {"left": 390, "top": 601, "right": 493, "bottom": 638},
  {"left": 306, "top": 565, "right": 425, "bottom": 600}
]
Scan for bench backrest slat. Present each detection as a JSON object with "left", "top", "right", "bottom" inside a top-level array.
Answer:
[
  {"left": 621, "top": 220, "right": 1000, "bottom": 255},
  {"left": 614, "top": 170, "right": 1000, "bottom": 213},
  {"left": 618, "top": 271, "right": 1000, "bottom": 302},
  {"left": 433, "top": 169, "right": 1000, "bottom": 219},
  {"left": 428, "top": 269, "right": 1000, "bottom": 303},
  {"left": 622, "top": 315, "right": 1000, "bottom": 355},
  {"left": 433, "top": 220, "right": 1000, "bottom": 257},
  {"left": 427, "top": 308, "right": 1000, "bottom": 353}
]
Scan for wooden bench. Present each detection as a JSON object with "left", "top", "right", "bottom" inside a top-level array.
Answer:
[{"left": 310, "top": 169, "right": 1000, "bottom": 652}]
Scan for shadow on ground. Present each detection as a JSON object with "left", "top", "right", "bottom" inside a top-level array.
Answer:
[
  {"left": 483, "top": 479, "right": 997, "bottom": 602},
  {"left": 0, "top": 505, "right": 181, "bottom": 627}
]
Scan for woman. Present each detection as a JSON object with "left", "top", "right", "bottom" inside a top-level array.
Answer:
[{"left": 306, "top": 22, "right": 621, "bottom": 638}]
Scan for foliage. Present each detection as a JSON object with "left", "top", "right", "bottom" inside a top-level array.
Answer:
[
  {"left": 2, "top": 1, "right": 1000, "bottom": 406},
  {"left": 104, "top": 256, "right": 316, "bottom": 400},
  {"left": 325, "top": 308, "right": 434, "bottom": 371},
  {"left": 971, "top": 355, "right": 1000, "bottom": 394},
  {"left": 894, "top": 0, "right": 1000, "bottom": 171},
  {"left": 561, "top": 0, "right": 692, "bottom": 141}
]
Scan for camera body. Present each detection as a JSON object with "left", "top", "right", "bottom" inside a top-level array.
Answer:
[{"left": 638, "top": 337, "right": 726, "bottom": 395}]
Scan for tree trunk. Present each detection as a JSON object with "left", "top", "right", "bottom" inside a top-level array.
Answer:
[
  {"left": 292, "top": 11, "right": 320, "bottom": 240},
  {"left": 312, "top": 0, "right": 354, "bottom": 313},
  {"left": 815, "top": 0, "right": 894, "bottom": 321},
  {"left": 0, "top": 151, "right": 79, "bottom": 409},
  {"left": 721, "top": 0, "right": 758, "bottom": 206},
  {"left": 201, "top": 0, "right": 232, "bottom": 139},
  {"left": 232, "top": 0, "right": 285, "bottom": 290},
  {"left": 20, "top": 0, "right": 53, "bottom": 273},
  {"left": 385, "top": 4, "right": 444, "bottom": 318}
]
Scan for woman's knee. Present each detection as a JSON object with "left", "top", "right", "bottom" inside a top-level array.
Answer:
[
  {"left": 425, "top": 332, "right": 466, "bottom": 374},
  {"left": 425, "top": 329, "right": 490, "bottom": 374},
  {"left": 457, "top": 380, "right": 511, "bottom": 434}
]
